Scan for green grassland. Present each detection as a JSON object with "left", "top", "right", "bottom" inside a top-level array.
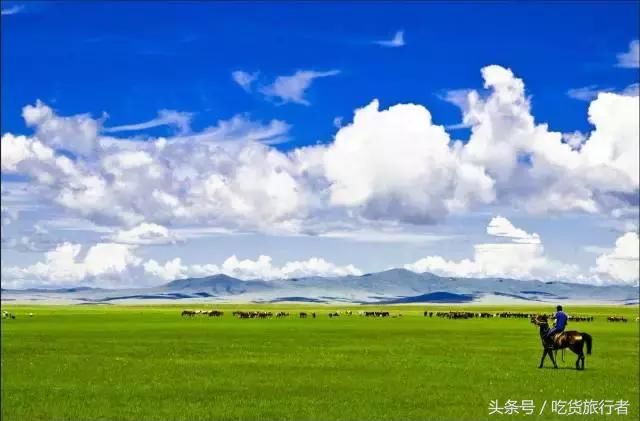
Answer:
[{"left": 1, "top": 304, "right": 638, "bottom": 421}]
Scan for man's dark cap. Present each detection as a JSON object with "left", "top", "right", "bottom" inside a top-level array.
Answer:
[{"left": 557, "top": 305, "right": 563, "bottom": 311}]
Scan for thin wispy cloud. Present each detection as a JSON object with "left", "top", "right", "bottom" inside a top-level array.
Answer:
[
  {"left": 260, "top": 69, "right": 340, "bottom": 105},
  {"left": 231, "top": 70, "right": 259, "bottom": 92},
  {"left": 566, "top": 85, "right": 613, "bottom": 101},
  {"left": 174, "top": 114, "right": 291, "bottom": 145},
  {"left": 439, "top": 89, "right": 472, "bottom": 108},
  {"left": 445, "top": 122, "right": 472, "bottom": 130},
  {"left": 616, "top": 39, "right": 639, "bottom": 68},
  {"left": 1, "top": 4, "right": 24, "bottom": 15},
  {"left": 439, "top": 89, "right": 473, "bottom": 129},
  {"left": 374, "top": 30, "right": 405, "bottom": 48},
  {"left": 320, "top": 229, "right": 454, "bottom": 244},
  {"left": 103, "top": 110, "right": 193, "bottom": 134},
  {"left": 567, "top": 84, "right": 638, "bottom": 101}
]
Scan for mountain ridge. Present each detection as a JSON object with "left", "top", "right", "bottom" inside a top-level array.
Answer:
[{"left": 2, "top": 270, "right": 638, "bottom": 304}]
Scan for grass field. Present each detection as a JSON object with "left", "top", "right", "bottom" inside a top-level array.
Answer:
[{"left": 1, "top": 304, "right": 638, "bottom": 421}]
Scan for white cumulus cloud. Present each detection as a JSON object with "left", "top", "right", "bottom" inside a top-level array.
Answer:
[
  {"left": 405, "top": 216, "right": 577, "bottom": 281},
  {"left": 2, "top": 242, "right": 143, "bottom": 288},
  {"left": 143, "top": 255, "right": 361, "bottom": 281},
  {"left": 305, "top": 99, "right": 495, "bottom": 224},
  {"left": 109, "top": 222, "right": 178, "bottom": 245},
  {"left": 2, "top": 104, "right": 302, "bottom": 230},
  {"left": 592, "top": 232, "right": 639, "bottom": 285},
  {"left": 1, "top": 242, "right": 362, "bottom": 288},
  {"left": 486, "top": 216, "right": 540, "bottom": 244},
  {"left": 1, "top": 64, "right": 638, "bottom": 259}
]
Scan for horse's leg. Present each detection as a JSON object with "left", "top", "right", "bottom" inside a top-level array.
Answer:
[
  {"left": 548, "top": 348, "right": 558, "bottom": 368},
  {"left": 539, "top": 349, "right": 548, "bottom": 368},
  {"left": 578, "top": 341, "right": 585, "bottom": 370},
  {"left": 569, "top": 343, "right": 584, "bottom": 370}
]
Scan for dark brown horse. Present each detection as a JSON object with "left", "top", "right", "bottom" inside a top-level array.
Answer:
[{"left": 531, "top": 315, "right": 592, "bottom": 370}]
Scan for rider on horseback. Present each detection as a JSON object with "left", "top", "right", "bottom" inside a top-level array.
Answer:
[{"left": 544, "top": 305, "right": 568, "bottom": 347}]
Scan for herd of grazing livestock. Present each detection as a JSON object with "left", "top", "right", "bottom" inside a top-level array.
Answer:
[
  {"left": 181, "top": 309, "right": 398, "bottom": 318},
  {"left": 424, "top": 311, "right": 539, "bottom": 319},
  {"left": 570, "top": 315, "right": 595, "bottom": 322},
  {"left": 181, "top": 310, "right": 224, "bottom": 317},
  {"left": 178, "top": 309, "right": 639, "bottom": 322},
  {"left": 0, "top": 309, "right": 635, "bottom": 322},
  {"left": 230, "top": 311, "right": 311, "bottom": 318},
  {"left": 607, "top": 316, "right": 629, "bottom": 322}
]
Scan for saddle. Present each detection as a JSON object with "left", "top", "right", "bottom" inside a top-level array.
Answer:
[{"left": 545, "top": 332, "right": 566, "bottom": 348}]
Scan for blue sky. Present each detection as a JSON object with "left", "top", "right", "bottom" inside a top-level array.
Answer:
[
  {"left": 1, "top": 1, "right": 638, "bottom": 288},
  {"left": 3, "top": 2, "right": 638, "bottom": 144}
]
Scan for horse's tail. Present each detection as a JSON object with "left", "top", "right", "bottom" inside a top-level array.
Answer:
[{"left": 583, "top": 333, "right": 592, "bottom": 355}]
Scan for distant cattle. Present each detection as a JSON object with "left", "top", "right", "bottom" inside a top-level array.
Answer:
[
  {"left": 360, "top": 311, "right": 390, "bottom": 317},
  {"left": 233, "top": 311, "right": 273, "bottom": 319},
  {"left": 607, "top": 316, "right": 628, "bottom": 322},
  {"left": 569, "top": 315, "right": 594, "bottom": 322},
  {"left": 436, "top": 311, "right": 472, "bottom": 319},
  {"left": 425, "top": 310, "right": 536, "bottom": 320},
  {"left": 299, "top": 312, "right": 307, "bottom": 318},
  {"left": 494, "top": 311, "right": 533, "bottom": 319}
]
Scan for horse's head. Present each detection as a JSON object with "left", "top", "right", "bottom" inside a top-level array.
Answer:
[{"left": 531, "top": 314, "right": 548, "bottom": 326}]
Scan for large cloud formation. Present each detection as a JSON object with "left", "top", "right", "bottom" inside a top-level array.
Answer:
[
  {"left": 405, "top": 216, "right": 638, "bottom": 286},
  {"left": 2, "top": 65, "right": 639, "bottom": 286},
  {"left": 592, "top": 232, "right": 639, "bottom": 284},
  {"left": 1, "top": 245, "right": 362, "bottom": 289},
  {"left": 4, "top": 217, "right": 636, "bottom": 288},
  {"left": 4, "top": 65, "right": 636, "bottom": 231},
  {"left": 2, "top": 102, "right": 305, "bottom": 230},
  {"left": 405, "top": 216, "right": 579, "bottom": 282}
]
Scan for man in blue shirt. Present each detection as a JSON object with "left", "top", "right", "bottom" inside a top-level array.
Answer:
[{"left": 545, "top": 305, "right": 568, "bottom": 347}]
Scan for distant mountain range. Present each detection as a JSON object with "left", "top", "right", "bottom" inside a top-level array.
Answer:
[{"left": 2, "top": 269, "right": 638, "bottom": 305}]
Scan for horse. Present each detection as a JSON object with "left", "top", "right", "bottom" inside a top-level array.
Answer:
[{"left": 531, "top": 314, "right": 592, "bottom": 370}]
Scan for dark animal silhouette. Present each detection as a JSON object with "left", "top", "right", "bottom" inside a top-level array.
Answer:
[{"left": 531, "top": 314, "right": 592, "bottom": 370}]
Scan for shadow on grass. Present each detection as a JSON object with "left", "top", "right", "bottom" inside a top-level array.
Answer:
[{"left": 538, "top": 366, "right": 596, "bottom": 371}]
